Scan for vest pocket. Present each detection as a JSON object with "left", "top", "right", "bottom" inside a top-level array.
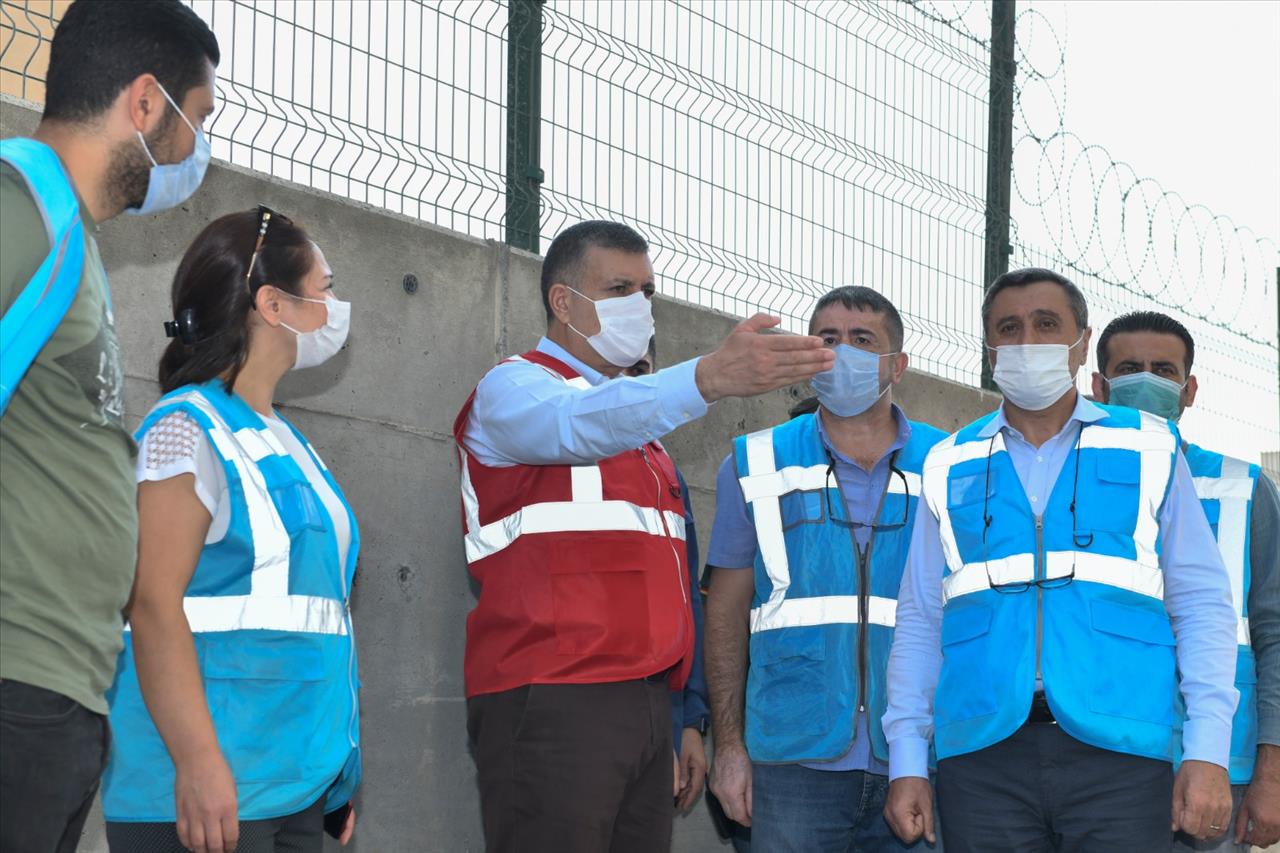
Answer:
[
  {"left": 270, "top": 482, "right": 329, "bottom": 536},
  {"left": 548, "top": 545, "right": 650, "bottom": 657},
  {"left": 1081, "top": 455, "right": 1141, "bottom": 534},
  {"left": 750, "top": 632, "right": 830, "bottom": 737},
  {"left": 937, "top": 605, "right": 999, "bottom": 721},
  {"left": 200, "top": 642, "right": 329, "bottom": 782},
  {"left": 1087, "top": 598, "right": 1176, "bottom": 725},
  {"left": 780, "top": 490, "right": 827, "bottom": 530}
]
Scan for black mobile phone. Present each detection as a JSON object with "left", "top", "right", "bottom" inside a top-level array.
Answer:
[
  {"left": 703, "top": 780, "right": 735, "bottom": 841},
  {"left": 324, "top": 802, "right": 353, "bottom": 840}
]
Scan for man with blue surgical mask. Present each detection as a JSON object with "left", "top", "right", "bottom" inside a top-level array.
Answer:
[
  {"left": 0, "top": 2, "right": 219, "bottom": 850},
  {"left": 884, "top": 268, "right": 1239, "bottom": 852},
  {"left": 456, "top": 220, "right": 834, "bottom": 853},
  {"left": 1092, "top": 311, "right": 1280, "bottom": 852},
  {"left": 703, "top": 286, "right": 947, "bottom": 851}
]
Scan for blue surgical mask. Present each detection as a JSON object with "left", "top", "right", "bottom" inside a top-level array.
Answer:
[
  {"left": 810, "top": 344, "right": 896, "bottom": 418},
  {"left": 1105, "top": 372, "right": 1186, "bottom": 421},
  {"left": 126, "top": 81, "right": 211, "bottom": 216}
]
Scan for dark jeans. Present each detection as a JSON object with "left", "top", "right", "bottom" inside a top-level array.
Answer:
[
  {"left": 467, "top": 679, "right": 674, "bottom": 853},
  {"left": 0, "top": 680, "right": 109, "bottom": 853},
  {"left": 751, "top": 762, "right": 937, "bottom": 852},
  {"left": 105, "top": 797, "right": 325, "bottom": 853},
  {"left": 936, "top": 721, "right": 1173, "bottom": 852}
]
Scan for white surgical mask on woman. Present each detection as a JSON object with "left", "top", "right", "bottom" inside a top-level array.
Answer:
[
  {"left": 988, "top": 331, "right": 1085, "bottom": 411},
  {"left": 280, "top": 295, "right": 351, "bottom": 370},
  {"left": 567, "top": 287, "right": 655, "bottom": 367}
]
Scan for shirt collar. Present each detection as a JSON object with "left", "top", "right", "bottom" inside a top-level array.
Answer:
[
  {"left": 978, "top": 392, "right": 1108, "bottom": 440},
  {"left": 535, "top": 337, "right": 607, "bottom": 387},
  {"left": 816, "top": 403, "right": 913, "bottom": 468}
]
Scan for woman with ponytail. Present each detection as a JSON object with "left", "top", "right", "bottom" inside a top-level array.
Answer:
[{"left": 101, "top": 207, "right": 360, "bottom": 853}]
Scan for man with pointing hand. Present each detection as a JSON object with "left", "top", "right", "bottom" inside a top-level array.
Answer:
[{"left": 455, "top": 220, "right": 833, "bottom": 853}]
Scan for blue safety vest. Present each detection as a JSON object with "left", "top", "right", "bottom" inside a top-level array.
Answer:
[
  {"left": 0, "top": 138, "right": 86, "bottom": 416},
  {"left": 734, "top": 411, "right": 946, "bottom": 763},
  {"left": 926, "top": 403, "right": 1181, "bottom": 763},
  {"left": 102, "top": 381, "right": 361, "bottom": 822},
  {"left": 1186, "top": 442, "right": 1259, "bottom": 784}
]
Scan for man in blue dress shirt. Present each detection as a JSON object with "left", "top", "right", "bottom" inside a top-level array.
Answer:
[{"left": 883, "top": 268, "right": 1239, "bottom": 852}]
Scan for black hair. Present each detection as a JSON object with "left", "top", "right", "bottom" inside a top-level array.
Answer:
[
  {"left": 1096, "top": 310, "right": 1195, "bottom": 375},
  {"left": 43, "top": 0, "right": 220, "bottom": 124},
  {"left": 159, "top": 209, "right": 315, "bottom": 394},
  {"left": 981, "top": 267, "right": 1089, "bottom": 339},
  {"left": 788, "top": 396, "right": 820, "bottom": 419},
  {"left": 809, "top": 286, "right": 905, "bottom": 351},
  {"left": 540, "top": 220, "right": 649, "bottom": 320}
]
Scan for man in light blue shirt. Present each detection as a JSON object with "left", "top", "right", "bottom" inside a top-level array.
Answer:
[
  {"left": 458, "top": 220, "right": 834, "bottom": 853},
  {"left": 883, "top": 268, "right": 1238, "bottom": 852}
]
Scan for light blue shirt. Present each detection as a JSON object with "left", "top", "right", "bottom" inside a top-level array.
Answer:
[
  {"left": 707, "top": 406, "right": 912, "bottom": 773},
  {"left": 883, "top": 394, "right": 1239, "bottom": 780},
  {"left": 462, "top": 337, "right": 708, "bottom": 467}
]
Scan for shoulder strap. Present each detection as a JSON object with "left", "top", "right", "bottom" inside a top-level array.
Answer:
[{"left": 0, "top": 139, "right": 86, "bottom": 416}]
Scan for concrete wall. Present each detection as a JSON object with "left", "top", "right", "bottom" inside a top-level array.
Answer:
[{"left": 2, "top": 97, "right": 1000, "bottom": 853}]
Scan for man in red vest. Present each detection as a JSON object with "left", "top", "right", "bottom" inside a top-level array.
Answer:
[{"left": 455, "top": 220, "right": 834, "bottom": 853}]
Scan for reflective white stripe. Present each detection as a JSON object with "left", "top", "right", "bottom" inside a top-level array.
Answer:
[
  {"left": 942, "top": 551, "right": 1163, "bottom": 603},
  {"left": 924, "top": 433, "right": 973, "bottom": 577},
  {"left": 183, "top": 594, "right": 348, "bottom": 635},
  {"left": 739, "top": 464, "right": 918, "bottom": 505},
  {"left": 739, "top": 464, "right": 827, "bottom": 503},
  {"left": 506, "top": 353, "right": 591, "bottom": 389},
  {"left": 1132, "top": 412, "right": 1175, "bottom": 571},
  {"left": 148, "top": 392, "right": 342, "bottom": 635},
  {"left": 750, "top": 594, "right": 898, "bottom": 632},
  {"left": 571, "top": 465, "right": 604, "bottom": 502},
  {"left": 1194, "top": 476, "right": 1254, "bottom": 500},
  {"left": 463, "top": 502, "right": 686, "bottom": 563},
  {"left": 1238, "top": 616, "right": 1251, "bottom": 646},
  {"left": 742, "top": 430, "right": 793, "bottom": 611},
  {"left": 1213, "top": 458, "right": 1253, "bottom": 633}
]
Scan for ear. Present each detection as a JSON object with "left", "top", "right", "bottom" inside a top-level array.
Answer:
[
  {"left": 1091, "top": 371, "right": 1108, "bottom": 403},
  {"left": 124, "top": 74, "right": 166, "bottom": 136},
  {"left": 254, "top": 285, "right": 285, "bottom": 327},
  {"left": 547, "top": 282, "right": 574, "bottom": 326},
  {"left": 889, "top": 351, "right": 909, "bottom": 383},
  {"left": 1075, "top": 327, "right": 1093, "bottom": 367},
  {"left": 1182, "top": 375, "right": 1198, "bottom": 409}
]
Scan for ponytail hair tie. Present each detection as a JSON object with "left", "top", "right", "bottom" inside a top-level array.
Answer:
[{"left": 163, "top": 308, "right": 200, "bottom": 345}]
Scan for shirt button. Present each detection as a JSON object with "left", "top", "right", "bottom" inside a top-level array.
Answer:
[
  {"left": 1030, "top": 495, "right": 1038, "bottom": 503},
  {"left": 1036, "top": 456, "right": 1043, "bottom": 463}
]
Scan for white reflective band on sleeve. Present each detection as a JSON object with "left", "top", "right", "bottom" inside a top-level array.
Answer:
[
  {"left": 1194, "top": 476, "right": 1255, "bottom": 501},
  {"left": 941, "top": 552, "right": 1163, "bottom": 602},
  {"left": 463, "top": 501, "right": 687, "bottom": 563},
  {"left": 750, "top": 594, "right": 898, "bottom": 633},
  {"left": 571, "top": 465, "right": 604, "bottom": 502},
  {"left": 153, "top": 392, "right": 343, "bottom": 635},
  {"left": 182, "top": 593, "right": 348, "bottom": 635},
  {"left": 741, "top": 429, "right": 794, "bottom": 613},
  {"left": 1214, "top": 457, "right": 1252, "bottom": 625}
]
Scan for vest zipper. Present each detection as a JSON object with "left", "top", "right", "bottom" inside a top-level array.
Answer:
[
  {"left": 1035, "top": 513, "right": 1044, "bottom": 683},
  {"left": 640, "top": 448, "right": 690, "bottom": 649}
]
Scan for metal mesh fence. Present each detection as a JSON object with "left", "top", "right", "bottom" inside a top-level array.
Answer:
[{"left": 2, "top": 0, "right": 1276, "bottom": 457}]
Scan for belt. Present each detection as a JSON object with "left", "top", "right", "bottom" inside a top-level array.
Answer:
[
  {"left": 1028, "top": 692, "right": 1057, "bottom": 724},
  {"left": 643, "top": 666, "right": 676, "bottom": 683}
]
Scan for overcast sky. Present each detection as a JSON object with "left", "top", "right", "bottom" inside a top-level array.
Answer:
[{"left": 1061, "top": 0, "right": 1279, "bottom": 242}]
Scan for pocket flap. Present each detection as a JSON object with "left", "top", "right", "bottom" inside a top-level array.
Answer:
[
  {"left": 752, "top": 630, "right": 825, "bottom": 664},
  {"left": 941, "top": 605, "right": 992, "bottom": 646},
  {"left": 947, "top": 473, "right": 988, "bottom": 508},
  {"left": 1094, "top": 453, "right": 1141, "bottom": 484},
  {"left": 1090, "top": 599, "right": 1175, "bottom": 646}
]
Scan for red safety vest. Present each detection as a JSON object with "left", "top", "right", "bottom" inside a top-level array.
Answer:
[{"left": 453, "top": 350, "right": 693, "bottom": 698}]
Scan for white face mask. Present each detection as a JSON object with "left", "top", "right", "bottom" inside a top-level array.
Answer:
[
  {"left": 567, "top": 287, "right": 655, "bottom": 367},
  {"left": 989, "top": 332, "right": 1084, "bottom": 411},
  {"left": 280, "top": 295, "right": 351, "bottom": 370}
]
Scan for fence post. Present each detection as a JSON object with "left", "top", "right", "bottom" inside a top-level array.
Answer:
[
  {"left": 506, "top": 0, "right": 544, "bottom": 253},
  {"left": 981, "top": 0, "right": 1016, "bottom": 390}
]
